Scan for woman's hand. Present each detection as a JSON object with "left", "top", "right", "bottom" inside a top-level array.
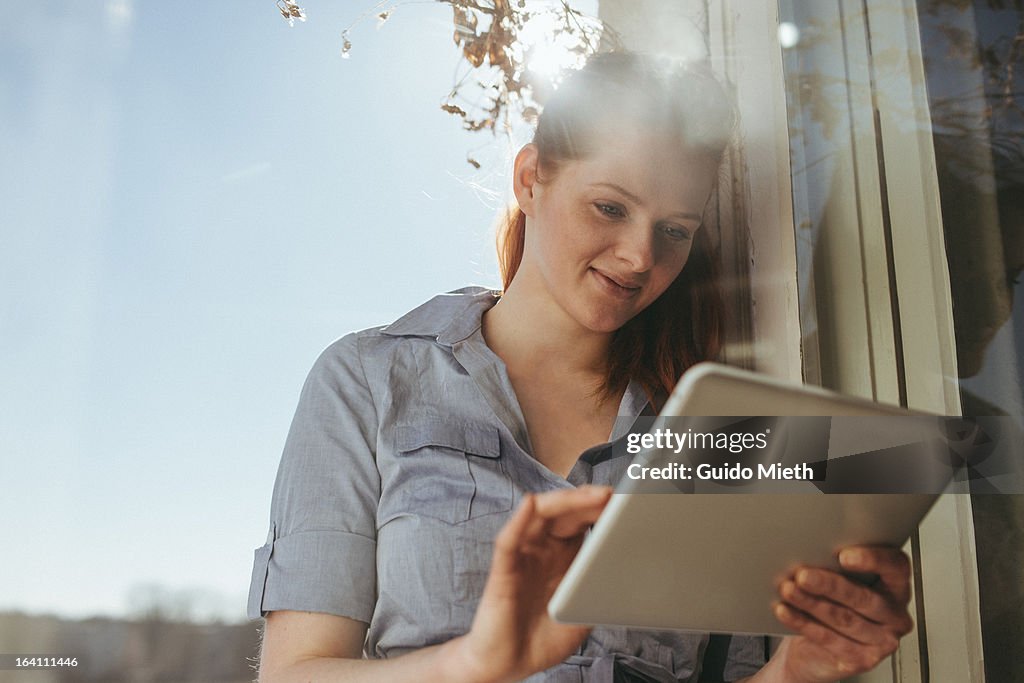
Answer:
[
  {"left": 766, "top": 546, "right": 915, "bottom": 683},
  {"left": 451, "top": 485, "right": 613, "bottom": 683}
]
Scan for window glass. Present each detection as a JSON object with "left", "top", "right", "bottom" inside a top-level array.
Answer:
[
  {"left": 779, "top": 1, "right": 1024, "bottom": 679},
  {"left": 918, "top": 2, "right": 1024, "bottom": 680}
]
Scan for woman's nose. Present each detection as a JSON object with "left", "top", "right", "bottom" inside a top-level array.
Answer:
[{"left": 613, "top": 222, "right": 657, "bottom": 273}]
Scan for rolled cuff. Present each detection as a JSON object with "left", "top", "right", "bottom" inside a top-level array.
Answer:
[{"left": 247, "top": 529, "right": 377, "bottom": 623}]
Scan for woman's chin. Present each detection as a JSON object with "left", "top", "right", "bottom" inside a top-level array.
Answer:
[{"left": 576, "top": 306, "right": 636, "bottom": 335}]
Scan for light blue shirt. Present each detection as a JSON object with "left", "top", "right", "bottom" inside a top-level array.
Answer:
[{"left": 248, "top": 286, "right": 766, "bottom": 681}]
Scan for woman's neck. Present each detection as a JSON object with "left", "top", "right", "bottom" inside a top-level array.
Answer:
[{"left": 482, "top": 276, "right": 612, "bottom": 381}]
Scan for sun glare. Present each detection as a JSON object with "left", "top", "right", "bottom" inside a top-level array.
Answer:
[{"left": 515, "top": 7, "right": 599, "bottom": 82}]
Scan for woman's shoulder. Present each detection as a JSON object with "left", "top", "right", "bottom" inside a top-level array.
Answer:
[{"left": 312, "top": 285, "right": 500, "bottom": 371}]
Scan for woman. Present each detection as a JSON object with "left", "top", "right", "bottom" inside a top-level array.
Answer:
[{"left": 247, "top": 52, "right": 914, "bottom": 682}]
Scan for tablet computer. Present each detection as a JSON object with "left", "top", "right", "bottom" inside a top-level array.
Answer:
[{"left": 547, "top": 362, "right": 952, "bottom": 636}]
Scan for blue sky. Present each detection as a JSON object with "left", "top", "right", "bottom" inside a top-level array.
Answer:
[{"left": 0, "top": 0, "right": 575, "bottom": 621}]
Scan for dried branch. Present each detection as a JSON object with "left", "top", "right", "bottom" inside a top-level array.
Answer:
[
  {"left": 277, "top": 1, "right": 621, "bottom": 146},
  {"left": 276, "top": 0, "right": 306, "bottom": 26}
]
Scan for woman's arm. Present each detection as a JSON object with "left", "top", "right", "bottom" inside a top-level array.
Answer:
[
  {"left": 258, "top": 611, "right": 479, "bottom": 683},
  {"left": 256, "top": 486, "right": 614, "bottom": 683}
]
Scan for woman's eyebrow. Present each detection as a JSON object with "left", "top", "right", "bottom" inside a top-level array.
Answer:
[{"left": 589, "top": 182, "right": 701, "bottom": 221}]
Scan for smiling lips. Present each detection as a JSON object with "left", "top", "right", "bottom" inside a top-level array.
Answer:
[{"left": 591, "top": 267, "right": 642, "bottom": 299}]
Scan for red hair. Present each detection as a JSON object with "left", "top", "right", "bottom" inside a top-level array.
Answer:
[{"left": 497, "top": 52, "right": 732, "bottom": 409}]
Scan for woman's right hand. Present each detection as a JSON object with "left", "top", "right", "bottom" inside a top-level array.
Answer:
[{"left": 452, "top": 485, "right": 613, "bottom": 683}]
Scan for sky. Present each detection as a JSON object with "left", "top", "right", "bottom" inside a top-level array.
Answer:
[{"left": 0, "top": 0, "right": 593, "bottom": 622}]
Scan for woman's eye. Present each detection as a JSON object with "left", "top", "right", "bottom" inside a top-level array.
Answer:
[
  {"left": 595, "top": 203, "right": 625, "bottom": 219},
  {"left": 663, "top": 225, "right": 693, "bottom": 241}
]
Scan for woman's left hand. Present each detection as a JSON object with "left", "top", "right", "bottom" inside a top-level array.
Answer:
[{"left": 765, "top": 546, "right": 915, "bottom": 683}]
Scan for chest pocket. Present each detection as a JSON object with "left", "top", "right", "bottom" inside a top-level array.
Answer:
[{"left": 391, "top": 421, "right": 514, "bottom": 525}]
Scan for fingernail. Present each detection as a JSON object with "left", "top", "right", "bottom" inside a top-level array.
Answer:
[
  {"left": 797, "top": 569, "right": 816, "bottom": 589},
  {"left": 840, "top": 549, "right": 862, "bottom": 566},
  {"left": 774, "top": 603, "right": 799, "bottom": 623}
]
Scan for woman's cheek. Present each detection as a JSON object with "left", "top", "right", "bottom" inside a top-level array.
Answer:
[{"left": 648, "top": 254, "right": 690, "bottom": 299}]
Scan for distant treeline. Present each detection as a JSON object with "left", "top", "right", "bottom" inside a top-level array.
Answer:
[{"left": 0, "top": 611, "right": 262, "bottom": 683}]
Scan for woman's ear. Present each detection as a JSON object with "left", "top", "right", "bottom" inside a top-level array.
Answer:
[{"left": 512, "top": 144, "right": 540, "bottom": 217}]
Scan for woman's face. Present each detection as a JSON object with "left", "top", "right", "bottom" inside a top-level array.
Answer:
[{"left": 513, "top": 129, "right": 719, "bottom": 335}]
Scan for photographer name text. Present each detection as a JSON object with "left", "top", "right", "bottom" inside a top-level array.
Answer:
[{"left": 626, "top": 461, "right": 815, "bottom": 481}]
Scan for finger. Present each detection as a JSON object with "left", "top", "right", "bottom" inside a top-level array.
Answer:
[
  {"left": 779, "top": 580, "right": 902, "bottom": 650},
  {"left": 792, "top": 568, "right": 912, "bottom": 634},
  {"left": 840, "top": 546, "right": 913, "bottom": 605},
  {"left": 532, "top": 486, "right": 613, "bottom": 518},
  {"left": 491, "top": 494, "right": 537, "bottom": 577},
  {"left": 533, "top": 486, "right": 612, "bottom": 539},
  {"left": 774, "top": 603, "right": 893, "bottom": 675}
]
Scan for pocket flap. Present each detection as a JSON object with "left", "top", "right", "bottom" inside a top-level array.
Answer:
[{"left": 395, "top": 421, "right": 501, "bottom": 458}]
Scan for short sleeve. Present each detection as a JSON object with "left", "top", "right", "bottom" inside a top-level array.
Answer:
[{"left": 247, "top": 333, "right": 381, "bottom": 623}]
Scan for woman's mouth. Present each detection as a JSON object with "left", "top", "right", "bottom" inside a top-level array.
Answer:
[{"left": 591, "top": 268, "right": 642, "bottom": 299}]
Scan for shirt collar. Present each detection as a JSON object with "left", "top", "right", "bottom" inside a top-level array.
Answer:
[
  {"left": 380, "top": 286, "right": 500, "bottom": 345},
  {"left": 615, "top": 380, "right": 653, "bottom": 430},
  {"left": 381, "top": 286, "right": 651, "bottom": 422}
]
